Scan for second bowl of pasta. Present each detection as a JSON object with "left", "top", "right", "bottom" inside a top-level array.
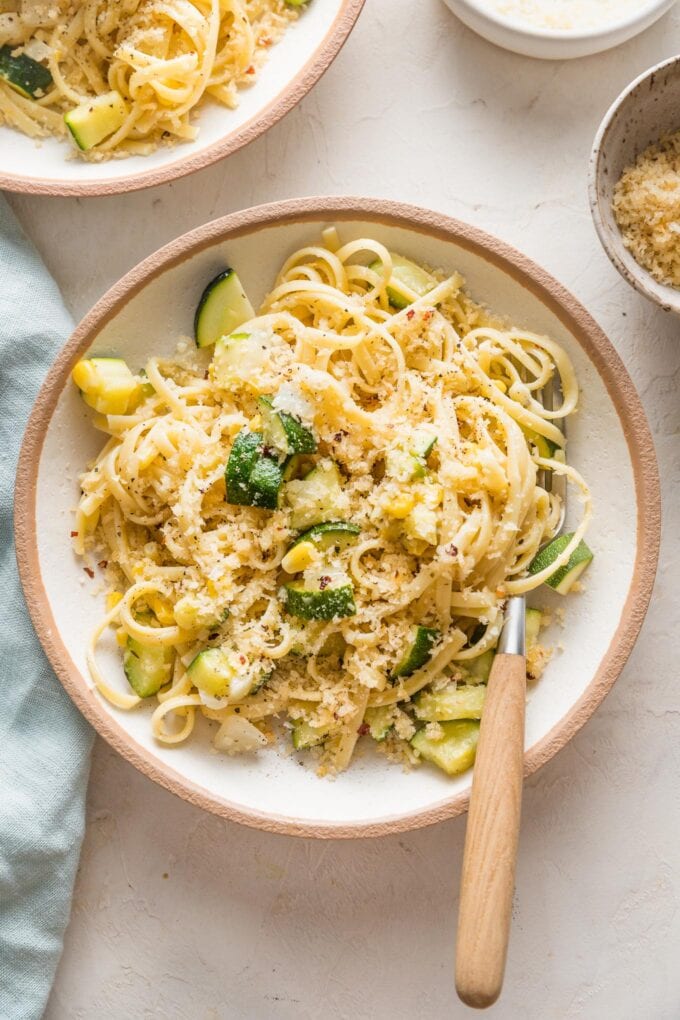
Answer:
[{"left": 0, "top": 0, "right": 364, "bottom": 195}]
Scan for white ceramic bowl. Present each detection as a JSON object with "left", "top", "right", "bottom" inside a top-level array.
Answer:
[
  {"left": 589, "top": 54, "right": 680, "bottom": 315},
  {"left": 441, "top": 0, "right": 675, "bottom": 60},
  {"left": 0, "top": 1, "right": 363, "bottom": 197},
  {"left": 14, "top": 198, "right": 660, "bottom": 838}
]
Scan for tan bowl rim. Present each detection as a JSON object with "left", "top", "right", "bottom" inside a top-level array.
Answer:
[
  {"left": 588, "top": 53, "right": 680, "bottom": 315},
  {"left": 0, "top": 0, "right": 365, "bottom": 198},
  {"left": 14, "top": 196, "right": 661, "bottom": 838}
]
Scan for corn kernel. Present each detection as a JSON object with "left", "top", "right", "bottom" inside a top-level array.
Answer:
[
  {"left": 281, "top": 541, "right": 319, "bottom": 574},
  {"left": 384, "top": 492, "right": 416, "bottom": 519},
  {"left": 148, "top": 594, "right": 175, "bottom": 627},
  {"left": 106, "top": 592, "right": 123, "bottom": 613},
  {"left": 248, "top": 413, "right": 262, "bottom": 430}
]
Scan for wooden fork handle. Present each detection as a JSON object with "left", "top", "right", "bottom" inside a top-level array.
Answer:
[{"left": 455, "top": 652, "right": 527, "bottom": 1009}]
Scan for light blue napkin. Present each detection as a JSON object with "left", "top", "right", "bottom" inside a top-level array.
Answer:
[{"left": 0, "top": 197, "right": 93, "bottom": 1020}]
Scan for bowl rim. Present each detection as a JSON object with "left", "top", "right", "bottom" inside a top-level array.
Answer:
[
  {"left": 14, "top": 196, "right": 661, "bottom": 839},
  {"left": 588, "top": 53, "right": 680, "bottom": 315},
  {"left": 0, "top": 0, "right": 364, "bottom": 198},
  {"left": 446, "top": 0, "right": 672, "bottom": 42}
]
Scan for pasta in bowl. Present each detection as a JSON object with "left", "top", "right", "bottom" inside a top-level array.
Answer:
[
  {"left": 0, "top": 0, "right": 364, "bottom": 193},
  {"left": 71, "top": 230, "right": 594, "bottom": 776},
  {"left": 15, "top": 200, "right": 658, "bottom": 835}
]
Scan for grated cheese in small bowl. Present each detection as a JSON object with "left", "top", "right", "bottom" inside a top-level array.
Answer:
[{"left": 480, "top": 0, "right": 660, "bottom": 30}]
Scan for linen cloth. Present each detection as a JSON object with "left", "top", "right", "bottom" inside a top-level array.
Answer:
[{"left": 0, "top": 197, "right": 93, "bottom": 1020}]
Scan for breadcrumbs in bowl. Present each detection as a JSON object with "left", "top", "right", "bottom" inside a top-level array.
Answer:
[{"left": 612, "top": 130, "right": 680, "bottom": 289}]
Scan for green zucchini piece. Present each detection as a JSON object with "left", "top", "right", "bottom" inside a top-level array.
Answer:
[
  {"left": 364, "top": 705, "right": 394, "bottom": 741},
  {"left": 195, "top": 270, "right": 255, "bottom": 349},
  {"left": 523, "top": 427, "right": 558, "bottom": 459},
  {"left": 529, "top": 533, "right": 594, "bottom": 594},
  {"left": 187, "top": 648, "right": 236, "bottom": 699},
  {"left": 283, "top": 578, "right": 356, "bottom": 621},
  {"left": 391, "top": 625, "right": 440, "bottom": 679},
  {"left": 413, "top": 428, "right": 438, "bottom": 459},
  {"left": 292, "top": 718, "right": 328, "bottom": 750},
  {"left": 258, "top": 395, "right": 317, "bottom": 455},
  {"left": 466, "top": 649, "right": 495, "bottom": 682},
  {"left": 291, "top": 520, "right": 360, "bottom": 551},
  {"left": 212, "top": 330, "right": 270, "bottom": 386},
  {"left": 525, "top": 607, "right": 542, "bottom": 648},
  {"left": 226, "top": 429, "right": 263, "bottom": 505},
  {"left": 284, "top": 461, "right": 348, "bottom": 530},
  {"left": 123, "top": 639, "right": 174, "bottom": 699},
  {"left": 415, "top": 683, "right": 486, "bottom": 722},
  {"left": 369, "top": 253, "right": 437, "bottom": 310},
  {"left": 411, "top": 720, "right": 480, "bottom": 776},
  {"left": 65, "top": 91, "right": 127, "bottom": 151},
  {"left": 248, "top": 454, "right": 287, "bottom": 509},
  {"left": 0, "top": 45, "right": 52, "bottom": 99}
]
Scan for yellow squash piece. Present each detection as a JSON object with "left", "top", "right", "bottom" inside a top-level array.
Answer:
[{"left": 72, "top": 358, "right": 141, "bottom": 416}]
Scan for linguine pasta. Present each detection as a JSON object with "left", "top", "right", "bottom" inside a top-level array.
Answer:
[{"left": 72, "top": 230, "right": 592, "bottom": 776}]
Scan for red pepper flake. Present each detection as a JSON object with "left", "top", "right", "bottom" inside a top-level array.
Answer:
[
  {"left": 358, "top": 723, "right": 370, "bottom": 737},
  {"left": 527, "top": 672, "right": 536, "bottom": 682},
  {"left": 98, "top": 560, "right": 108, "bottom": 569},
  {"left": 257, "top": 34, "right": 272, "bottom": 47},
  {"left": 319, "top": 575, "right": 331, "bottom": 591},
  {"left": 246, "top": 65, "right": 255, "bottom": 75},
  {"left": 239, "top": 654, "right": 247, "bottom": 664},
  {"left": 422, "top": 310, "right": 434, "bottom": 322},
  {"left": 70, "top": 531, "right": 78, "bottom": 538},
  {"left": 445, "top": 543, "right": 458, "bottom": 557},
  {"left": 83, "top": 567, "right": 95, "bottom": 579},
  {"left": 406, "top": 309, "right": 415, "bottom": 321}
]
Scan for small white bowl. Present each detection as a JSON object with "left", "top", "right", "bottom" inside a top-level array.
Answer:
[
  {"left": 441, "top": 0, "right": 675, "bottom": 60},
  {"left": 589, "top": 55, "right": 680, "bottom": 315}
]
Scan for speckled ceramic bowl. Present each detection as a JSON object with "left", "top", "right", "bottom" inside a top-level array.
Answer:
[
  {"left": 589, "top": 55, "right": 680, "bottom": 315},
  {"left": 14, "top": 198, "right": 660, "bottom": 838}
]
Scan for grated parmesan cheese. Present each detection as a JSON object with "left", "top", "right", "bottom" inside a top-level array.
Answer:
[
  {"left": 482, "top": 0, "right": 645, "bottom": 30},
  {"left": 612, "top": 130, "right": 680, "bottom": 289}
]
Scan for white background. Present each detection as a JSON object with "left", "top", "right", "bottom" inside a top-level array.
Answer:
[{"left": 9, "top": 1, "right": 680, "bottom": 1016}]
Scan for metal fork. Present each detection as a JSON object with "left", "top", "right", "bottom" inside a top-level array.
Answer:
[{"left": 455, "top": 373, "right": 566, "bottom": 1009}]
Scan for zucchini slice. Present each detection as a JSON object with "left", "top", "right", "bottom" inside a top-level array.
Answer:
[
  {"left": 466, "top": 648, "right": 495, "bottom": 683},
  {"left": 290, "top": 520, "right": 361, "bottom": 551},
  {"left": 415, "top": 683, "right": 486, "bottom": 722},
  {"left": 0, "top": 45, "right": 52, "bottom": 99},
  {"left": 525, "top": 607, "right": 542, "bottom": 647},
  {"left": 195, "top": 270, "right": 255, "bottom": 348},
  {"left": 284, "top": 461, "right": 349, "bottom": 530},
  {"left": 391, "top": 625, "right": 440, "bottom": 679},
  {"left": 529, "top": 533, "right": 594, "bottom": 594},
  {"left": 369, "top": 253, "right": 437, "bottom": 310},
  {"left": 522, "top": 427, "right": 558, "bottom": 459},
  {"left": 213, "top": 330, "right": 269, "bottom": 387},
  {"left": 187, "top": 648, "right": 235, "bottom": 699},
  {"left": 65, "top": 91, "right": 127, "bottom": 151},
  {"left": 291, "top": 718, "right": 329, "bottom": 750},
  {"left": 364, "top": 705, "right": 394, "bottom": 741},
  {"left": 283, "top": 576, "right": 356, "bottom": 621},
  {"left": 225, "top": 428, "right": 288, "bottom": 510},
  {"left": 411, "top": 720, "right": 480, "bottom": 776},
  {"left": 123, "top": 639, "right": 174, "bottom": 699},
  {"left": 258, "top": 395, "right": 317, "bottom": 456},
  {"left": 225, "top": 429, "right": 263, "bottom": 506}
]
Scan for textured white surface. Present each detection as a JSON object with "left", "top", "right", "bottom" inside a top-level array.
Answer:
[{"left": 8, "top": 0, "right": 680, "bottom": 1015}]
